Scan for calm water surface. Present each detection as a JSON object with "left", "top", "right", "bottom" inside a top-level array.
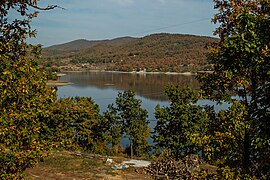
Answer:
[{"left": 58, "top": 71, "right": 200, "bottom": 101}]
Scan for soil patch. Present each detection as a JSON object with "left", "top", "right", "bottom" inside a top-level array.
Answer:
[{"left": 26, "top": 151, "right": 151, "bottom": 180}]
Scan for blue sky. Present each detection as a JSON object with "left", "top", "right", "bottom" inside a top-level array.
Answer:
[{"left": 29, "top": 0, "right": 217, "bottom": 47}]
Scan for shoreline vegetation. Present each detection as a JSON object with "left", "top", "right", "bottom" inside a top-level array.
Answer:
[
  {"left": 58, "top": 70, "right": 202, "bottom": 75},
  {"left": 91, "top": 70, "right": 198, "bottom": 75}
]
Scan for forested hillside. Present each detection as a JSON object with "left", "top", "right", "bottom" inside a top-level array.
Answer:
[{"left": 41, "top": 33, "right": 217, "bottom": 72}]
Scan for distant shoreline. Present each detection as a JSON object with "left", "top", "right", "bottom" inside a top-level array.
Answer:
[
  {"left": 60, "top": 70, "right": 198, "bottom": 75},
  {"left": 46, "top": 80, "right": 73, "bottom": 86}
]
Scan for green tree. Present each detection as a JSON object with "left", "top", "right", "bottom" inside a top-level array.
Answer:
[
  {"left": 0, "top": 1, "right": 57, "bottom": 178},
  {"left": 154, "top": 85, "right": 208, "bottom": 159},
  {"left": 103, "top": 104, "right": 123, "bottom": 154},
  {"left": 197, "top": 0, "right": 270, "bottom": 177},
  {"left": 48, "top": 97, "right": 103, "bottom": 152},
  {"left": 106, "top": 90, "right": 151, "bottom": 157},
  {"left": 191, "top": 100, "right": 252, "bottom": 179}
]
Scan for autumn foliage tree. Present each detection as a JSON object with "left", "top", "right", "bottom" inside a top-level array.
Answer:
[
  {"left": 0, "top": 0, "right": 57, "bottom": 178},
  {"left": 154, "top": 85, "right": 209, "bottom": 159},
  {"left": 105, "top": 90, "right": 151, "bottom": 158},
  {"left": 47, "top": 97, "right": 103, "bottom": 152},
  {"left": 197, "top": 0, "right": 270, "bottom": 178},
  {"left": 190, "top": 100, "right": 252, "bottom": 179}
]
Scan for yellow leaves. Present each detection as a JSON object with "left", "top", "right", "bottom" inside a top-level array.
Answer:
[
  {"left": 204, "top": 146, "right": 212, "bottom": 153},
  {"left": 208, "top": 45, "right": 219, "bottom": 54},
  {"left": 29, "top": 66, "right": 37, "bottom": 73},
  {"left": 9, "top": 113, "right": 16, "bottom": 117},
  {"left": 261, "top": 45, "right": 270, "bottom": 56},
  {"left": 202, "top": 135, "right": 209, "bottom": 141},
  {"left": 0, "top": 1, "right": 58, "bottom": 178},
  {"left": 237, "top": 79, "right": 248, "bottom": 86},
  {"left": 3, "top": 70, "right": 11, "bottom": 75},
  {"left": 21, "top": 87, "right": 29, "bottom": 94}
]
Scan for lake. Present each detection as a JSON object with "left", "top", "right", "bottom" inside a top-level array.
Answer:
[
  {"left": 57, "top": 71, "right": 227, "bottom": 147},
  {"left": 57, "top": 71, "right": 201, "bottom": 101}
]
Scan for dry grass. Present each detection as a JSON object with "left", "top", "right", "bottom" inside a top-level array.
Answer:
[{"left": 26, "top": 151, "right": 151, "bottom": 180}]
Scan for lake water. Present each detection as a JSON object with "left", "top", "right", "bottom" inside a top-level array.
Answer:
[{"left": 57, "top": 71, "right": 227, "bottom": 147}]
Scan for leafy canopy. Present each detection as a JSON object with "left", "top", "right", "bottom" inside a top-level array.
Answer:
[
  {"left": 197, "top": 0, "right": 270, "bottom": 178},
  {"left": 0, "top": 0, "right": 57, "bottom": 178},
  {"left": 105, "top": 90, "right": 151, "bottom": 157},
  {"left": 154, "top": 85, "right": 208, "bottom": 159}
]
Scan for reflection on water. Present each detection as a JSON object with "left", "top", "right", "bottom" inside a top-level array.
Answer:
[{"left": 59, "top": 71, "right": 200, "bottom": 101}]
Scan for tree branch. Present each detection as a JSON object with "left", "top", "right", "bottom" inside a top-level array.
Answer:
[{"left": 28, "top": 4, "right": 66, "bottom": 11}]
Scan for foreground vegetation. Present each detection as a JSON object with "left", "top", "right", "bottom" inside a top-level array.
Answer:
[{"left": 1, "top": 0, "right": 270, "bottom": 179}]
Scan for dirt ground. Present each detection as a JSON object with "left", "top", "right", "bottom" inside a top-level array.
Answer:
[{"left": 25, "top": 151, "right": 152, "bottom": 180}]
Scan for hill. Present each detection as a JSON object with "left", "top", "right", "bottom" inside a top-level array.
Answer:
[
  {"left": 44, "top": 36, "right": 137, "bottom": 54},
  {"left": 40, "top": 33, "right": 218, "bottom": 73}
]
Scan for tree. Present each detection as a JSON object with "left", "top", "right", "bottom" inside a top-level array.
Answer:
[
  {"left": 0, "top": 1, "right": 57, "bottom": 178},
  {"left": 106, "top": 90, "right": 151, "bottom": 158},
  {"left": 48, "top": 97, "right": 103, "bottom": 152},
  {"left": 197, "top": 0, "right": 270, "bottom": 177},
  {"left": 190, "top": 100, "right": 252, "bottom": 179},
  {"left": 154, "top": 85, "right": 208, "bottom": 159},
  {"left": 103, "top": 104, "right": 123, "bottom": 154}
]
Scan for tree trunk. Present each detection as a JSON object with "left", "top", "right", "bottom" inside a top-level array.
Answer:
[
  {"left": 130, "top": 137, "right": 133, "bottom": 158},
  {"left": 243, "top": 128, "right": 250, "bottom": 172}
]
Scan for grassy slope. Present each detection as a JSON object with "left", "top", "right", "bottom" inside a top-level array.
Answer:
[{"left": 26, "top": 151, "right": 151, "bottom": 180}]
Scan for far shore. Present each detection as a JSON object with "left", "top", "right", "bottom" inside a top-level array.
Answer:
[
  {"left": 60, "top": 70, "right": 198, "bottom": 75},
  {"left": 46, "top": 80, "right": 73, "bottom": 86}
]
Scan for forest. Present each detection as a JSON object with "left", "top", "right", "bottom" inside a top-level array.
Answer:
[
  {"left": 0, "top": 0, "right": 270, "bottom": 179},
  {"left": 40, "top": 33, "right": 217, "bottom": 73}
]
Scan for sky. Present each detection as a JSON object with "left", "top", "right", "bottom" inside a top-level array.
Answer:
[{"left": 27, "top": 0, "right": 217, "bottom": 47}]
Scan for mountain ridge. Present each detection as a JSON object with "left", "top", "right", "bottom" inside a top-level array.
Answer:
[{"left": 45, "top": 36, "right": 138, "bottom": 52}]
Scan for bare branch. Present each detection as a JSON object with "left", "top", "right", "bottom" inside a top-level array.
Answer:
[{"left": 28, "top": 4, "right": 66, "bottom": 11}]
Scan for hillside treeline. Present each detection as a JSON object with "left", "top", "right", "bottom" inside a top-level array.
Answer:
[{"left": 41, "top": 33, "right": 217, "bottom": 73}]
